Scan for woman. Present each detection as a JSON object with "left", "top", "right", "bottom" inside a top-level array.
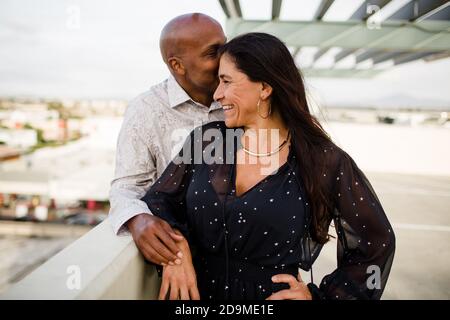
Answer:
[{"left": 141, "top": 32, "right": 395, "bottom": 300}]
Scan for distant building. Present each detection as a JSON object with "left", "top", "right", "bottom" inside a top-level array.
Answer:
[{"left": 0, "top": 129, "right": 37, "bottom": 148}]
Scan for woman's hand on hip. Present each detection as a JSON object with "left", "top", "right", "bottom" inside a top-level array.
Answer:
[{"left": 265, "top": 272, "right": 312, "bottom": 300}]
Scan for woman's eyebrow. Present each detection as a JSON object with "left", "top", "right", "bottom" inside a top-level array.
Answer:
[{"left": 219, "top": 74, "right": 231, "bottom": 79}]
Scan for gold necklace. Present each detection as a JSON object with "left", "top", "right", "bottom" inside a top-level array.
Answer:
[{"left": 241, "top": 131, "right": 290, "bottom": 157}]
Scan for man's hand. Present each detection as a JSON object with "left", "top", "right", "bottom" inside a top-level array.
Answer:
[
  {"left": 159, "top": 237, "right": 200, "bottom": 300},
  {"left": 265, "top": 272, "right": 312, "bottom": 300},
  {"left": 126, "top": 213, "right": 184, "bottom": 266}
]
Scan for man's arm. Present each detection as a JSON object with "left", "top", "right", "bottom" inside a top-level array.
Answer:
[{"left": 109, "top": 100, "right": 183, "bottom": 265}]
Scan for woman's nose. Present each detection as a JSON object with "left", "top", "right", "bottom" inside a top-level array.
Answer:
[{"left": 213, "top": 84, "right": 223, "bottom": 102}]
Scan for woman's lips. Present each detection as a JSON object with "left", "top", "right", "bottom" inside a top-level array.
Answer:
[{"left": 222, "top": 104, "right": 234, "bottom": 111}]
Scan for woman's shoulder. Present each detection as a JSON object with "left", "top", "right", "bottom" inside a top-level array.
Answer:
[
  {"left": 190, "top": 120, "right": 237, "bottom": 142},
  {"left": 183, "top": 121, "right": 229, "bottom": 150},
  {"left": 186, "top": 121, "right": 226, "bottom": 139},
  {"left": 321, "top": 140, "right": 353, "bottom": 172},
  {"left": 195, "top": 120, "right": 227, "bottom": 132}
]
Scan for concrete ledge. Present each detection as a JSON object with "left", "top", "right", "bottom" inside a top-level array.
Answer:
[{"left": 0, "top": 219, "right": 161, "bottom": 299}]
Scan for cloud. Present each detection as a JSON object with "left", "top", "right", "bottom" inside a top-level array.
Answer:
[{"left": 0, "top": 0, "right": 449, "bottom": 107}]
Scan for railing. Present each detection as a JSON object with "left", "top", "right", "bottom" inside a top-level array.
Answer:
[{"left": 0, "top": 219, "right": 160, "bottom": 299}]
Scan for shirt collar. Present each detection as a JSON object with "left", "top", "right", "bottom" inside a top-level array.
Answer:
[
  {"left": 168, "top": 75, "right": 191, "bottom": 109},
  {"left": 167, "top": 75, "right": 223, "bottom": 112},
  {"left": 209, "top": 100, "right": 223, "bottom": 111}
]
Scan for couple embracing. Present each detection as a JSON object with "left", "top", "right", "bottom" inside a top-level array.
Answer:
[{"left": 109, "top": 13, "right": 395, "bottom": 300}]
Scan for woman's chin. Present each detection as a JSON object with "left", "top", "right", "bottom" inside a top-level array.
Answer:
[{"left": 224, "top": 117, "right": 237, "bottom": 128}]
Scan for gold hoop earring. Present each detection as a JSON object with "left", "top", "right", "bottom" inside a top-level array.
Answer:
[{"left": 257, "top": 98, "right": 271, "bottom": 119}]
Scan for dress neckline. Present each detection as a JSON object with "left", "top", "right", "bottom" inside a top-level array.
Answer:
[
  {"left": 231, "top": 160, "right": 290, "bottom": 199},
  {"left": 231, "top": 143, "right": 294, "bottom": 199}
]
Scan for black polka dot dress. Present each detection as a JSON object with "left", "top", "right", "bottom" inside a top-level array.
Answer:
[{"left": 142, "top": 121, "right": 396, "bottom": 300}]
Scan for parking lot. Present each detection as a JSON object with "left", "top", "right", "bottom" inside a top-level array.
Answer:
[{"left": 308, "top": 171, "right": 450, "bottom": 299}]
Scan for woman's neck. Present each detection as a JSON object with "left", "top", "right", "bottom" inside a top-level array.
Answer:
[{"left": 242, "top": 112, "right": 290, "bottom": 151}]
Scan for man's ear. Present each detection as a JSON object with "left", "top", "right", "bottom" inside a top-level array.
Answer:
[
  {"left": 168, "top": 57, "right": 185, "bottom": 76},
  {"left": 261, "top": 82, "right": 273, "bottom": 100}
]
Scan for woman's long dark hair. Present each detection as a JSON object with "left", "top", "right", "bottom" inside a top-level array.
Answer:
[{"left": 219, "top": 32, "right": 333, "bottom": 244}]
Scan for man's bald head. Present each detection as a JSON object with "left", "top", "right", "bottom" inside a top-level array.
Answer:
[
  {"left": 158, "top": 13, "right": 226, "bottom": 107},
  {"left": 160, "top": 13, "right": 224, "bottom": 64}
]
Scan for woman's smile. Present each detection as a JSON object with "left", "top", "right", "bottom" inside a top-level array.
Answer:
[
  {"left": 222, "top": 104, "right": 237, "bottom": 121},
  {"left": 222, "top": 104, "right": 235, "bottom": 112}
]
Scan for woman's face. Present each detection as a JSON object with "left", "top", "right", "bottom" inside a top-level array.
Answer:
[{"left": 213, "top": 54, "right": 262, "bottom": 128}]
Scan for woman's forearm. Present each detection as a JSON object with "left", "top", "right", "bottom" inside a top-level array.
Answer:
[
  {"left": 159, "top": 230, "right": 200, "bottom": 300},
  {"left": 172, "top": 229, "right": 193, "bottom": 262}
]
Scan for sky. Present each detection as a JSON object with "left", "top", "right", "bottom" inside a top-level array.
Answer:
[{"left": 0, "top": 0, "right": 449, "bottom": 108}]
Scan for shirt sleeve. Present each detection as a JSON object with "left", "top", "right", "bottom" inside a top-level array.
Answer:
[
  {"left": 309, "top": 150, "right": 396, "bottom": 300},
  {"left": 108, "top": 101, "right": 157, "bottom": 235}
]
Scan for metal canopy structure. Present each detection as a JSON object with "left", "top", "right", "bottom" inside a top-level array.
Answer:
[{"left": 218, "top": 0, "right": 450, "bottom": 78}]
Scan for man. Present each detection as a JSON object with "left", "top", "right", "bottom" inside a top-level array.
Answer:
[{"left": 109, "top": 13, "right": 226, "bottom": 267}]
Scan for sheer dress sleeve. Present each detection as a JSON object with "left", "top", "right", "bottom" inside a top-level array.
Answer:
[
  {"left": 140, "top": 130, "right": 195, "bottom": 239},
  {"left": 308, "top": 148, "right": 396, "bottom": 300}
]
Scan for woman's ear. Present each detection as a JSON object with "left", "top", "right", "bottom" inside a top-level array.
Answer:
[
  {"left": 168, "top": 57, "right": 185, "bottom": 76},
  {"left": 260, "top": 82, "right": 273, "bottom": 100}
]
